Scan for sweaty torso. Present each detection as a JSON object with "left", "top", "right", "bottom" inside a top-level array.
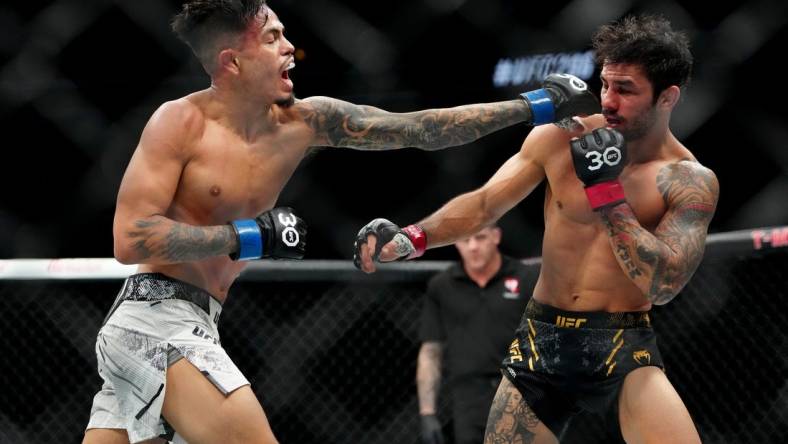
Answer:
[
  {"left": 138, "top": 91, "right": 314, "bottom": 301},
  {"left": 534, "top": 115, "right": 695, "bottom": 312}
]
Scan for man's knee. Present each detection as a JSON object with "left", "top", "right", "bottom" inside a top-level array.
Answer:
[{"left": 618, "top": 367, "right": 700, "bottom": 444}]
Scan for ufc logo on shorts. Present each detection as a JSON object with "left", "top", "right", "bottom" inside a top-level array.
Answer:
[
  {"left": 556, "top": 315, "right": 587, "bottom": 328},
  {"left": 278, "top": 212, "right": 300, "bottom": 247},
  {"left": 508, "top": 339, "right": 524, "bottom": 363},
  {"left": 585, "top": 147, "right": 622, "bottom": 171}
]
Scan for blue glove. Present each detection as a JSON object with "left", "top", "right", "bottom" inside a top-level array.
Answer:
[
  {"left": 230, "top": 207, "right": 307, "bottom": 260},
  {"left": 521, "top": 73, "right": 599, "bottom": 125}
]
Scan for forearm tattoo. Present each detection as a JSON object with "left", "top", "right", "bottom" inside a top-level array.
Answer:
[
  {"left": 127, "top": 216, "right": 237, "bottom": 263},
  {"left": 484, "top": 379, "right": 540, "bottom": 444},
  {"left": 417, "top": 343, "right": 442, "bottom": 413},
  {"left": 300, "top": 97, "right": 529, "bottom": 150},
  {"left": 600, "top": 162, "right": 718, "bottom": 304},
  {"left": 602, "top": 204, "right": 669, "bottom": 302}
]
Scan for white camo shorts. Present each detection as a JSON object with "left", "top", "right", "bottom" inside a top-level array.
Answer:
[{"left": 85, "top": 273, "right": 249, "bottom": 443}]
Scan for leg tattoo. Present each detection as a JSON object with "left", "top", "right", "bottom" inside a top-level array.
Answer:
[{"left": 484, "top": 378, "right": 540, "bottom": 444}]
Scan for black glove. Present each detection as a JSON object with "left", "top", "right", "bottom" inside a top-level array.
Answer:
[
  {"left": 230, "top": 207, "right": 307, "bottom": 260},
  {"left": 570, "top": 128, "right": 628, "bottom": 210},
  {"left": 420, "top": 414, "right": 445, "bottom": 444},
  {"left": 521, "top": 73, "right": 600, "bottom": 125},
  {"left": 352, "top": 218, "right": 427, "bottom": 269}
]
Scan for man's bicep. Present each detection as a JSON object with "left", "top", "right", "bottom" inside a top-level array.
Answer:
[
  {"left": 114, "top": 113, "right": 190, "bottom": 230},
  {"left": 419, "top": 282, "right": 446, "bottom": 341},
  {"left": 301, "top": 96, "right": 451, "bottom": 150},
  {"left": 654, "top": 162, "right": 719, "bottom": 265},
  {"left": 298, "top": 96, "right": 378, "bottom": 147},
  {"left": 477, "top": 135, "right": 547, "bottom": 219},
  {"left": 419, "top": 341, "right": 444, "bottom": 359},
  {"left": 116, "top": 144, "right": 183, "bottom": 215}
]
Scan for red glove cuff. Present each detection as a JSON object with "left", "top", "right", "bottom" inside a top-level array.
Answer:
[
  {"left": 584, "top": 181, "right": 626, "bottom": 210},
  {"left": 402, "top": 224, "right": 427, "bottom": 259}
]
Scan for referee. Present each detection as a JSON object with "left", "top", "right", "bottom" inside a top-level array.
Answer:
[{"left": 417, "top": 226, "right": 536, "bottom": 444}]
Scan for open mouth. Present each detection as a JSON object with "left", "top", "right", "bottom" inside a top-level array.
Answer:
[
  {"left": 279, "top": 60, "right": 295, "bottom": 93},
  {"left": 281, "top": 61, "right": 295, "bottom": 80}
]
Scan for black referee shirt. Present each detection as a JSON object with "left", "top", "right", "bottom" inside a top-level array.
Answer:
[{"left": 419, "top": 255, "right": 536, "bottom": 386}]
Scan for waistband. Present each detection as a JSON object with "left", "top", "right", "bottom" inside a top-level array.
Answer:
[
  {"left": 525, "top": 299, "right": 651, "bottom": 329},
  {"left": 104, "top": 273, "right": 223, "bottom": 326}
]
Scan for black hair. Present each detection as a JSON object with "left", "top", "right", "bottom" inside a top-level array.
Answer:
[
  {"left": 592, "top": 14, "right": 693, "bottom": 100},
  {"left": 171, "top": 0, "right": 268, "bottom": 73}
]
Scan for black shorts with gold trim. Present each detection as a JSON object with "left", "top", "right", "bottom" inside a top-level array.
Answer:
[{"left": 501, "top": 299, "right": 663, "bottom": 438}]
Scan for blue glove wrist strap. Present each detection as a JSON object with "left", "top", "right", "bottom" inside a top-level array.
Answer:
[
  {"left": 521, "top": 89, "right": 555, "bottom": 125},
  {"left": 231, "top": 219, "right": 263, "bottom": 260}
]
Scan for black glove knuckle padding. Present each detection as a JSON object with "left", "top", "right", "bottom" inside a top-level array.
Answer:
[
  {"left": 544, "top": 73, "right": 600, "bottom": 120},
  {"left": 294, "top": 216, "right": 307, "bottom": 251},
  {"left": 353, "top": 218, "right": 401, "bottom": 268},
  {"left": 570, "top": 127, "right": 627, "bottom": 185},
  {"left": 265, "top": 207, "right": 307, "bottom": 259},
  {"left": 592, "top": 128, "right": 604, "bottom": 146},
  {"left": 613, "top": 129, "right": 625, "bottom": 147}
]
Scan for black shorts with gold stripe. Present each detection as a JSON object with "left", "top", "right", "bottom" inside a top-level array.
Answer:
[{"left": 501, "top": 299, "right": 663, "bottom": 439}]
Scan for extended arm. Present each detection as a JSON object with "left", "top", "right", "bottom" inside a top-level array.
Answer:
[
  {"left": 414, "top": 143, "right": 545, "bottom": 248},
  {"left": 352, "top": 125, "right": 558, "bottom": 272},
  {"left": 301, "top": 97, "right": 526, "bottom": 151},
  {"left": 600, "top": 162, "right": 719, "bottom": 304},
  {"left": 301, "top": 74, "right": 598, "bottom": 151},
  {"left": 113, "top": 101, "right": 239, "bottom": 265}
]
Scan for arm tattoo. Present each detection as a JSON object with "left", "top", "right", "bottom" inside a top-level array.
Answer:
[
  {"left": 484, "top": 378, "right": 540, "bottom": 444},
  {"left": 416, "top": 342, "right": 443, "bottom": 414},
  {"left": 128, "top": 219, "right": 160, "bottom": 260},
  {"left": 127, "top": 216, "right": 237, "bottom": 263},
  {"left": 603, "top": 216, "right": 645, "bottom": 280},
  {"left": 600, "top": 162, "right": 718, "bottom": 304},
  {"left": 602, "top": 205, "right": 668, "bottom": 301},
  {"left": 300, "top": 97, "right": 530, "bottom": 151}
]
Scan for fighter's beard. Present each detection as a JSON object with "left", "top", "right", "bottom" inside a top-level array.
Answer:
[
  {"left": 618, "top": 107, "right": 657, "bottom": 141},
  {"left": 276, "top": 93, "right": 295, "bottom": 108}
]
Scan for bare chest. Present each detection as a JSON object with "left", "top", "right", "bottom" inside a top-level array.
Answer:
[
  {"left": 544, "top": 151, "right": 667, "bottom": 231},
  {"left": 171, "top": 123, "right": 310, "bottom": 224}
]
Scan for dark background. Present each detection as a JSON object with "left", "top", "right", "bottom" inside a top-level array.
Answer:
[{"left": 1, "top": 0, "right": 787, "bottom": 261}]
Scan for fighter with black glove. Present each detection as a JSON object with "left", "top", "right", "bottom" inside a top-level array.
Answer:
[
  {"left": 230, "top": 207, "right": 307, "bottom": 260},
  {"left": 570, "top": 128, "right": 628, "bottom": 210},
  {"left": 352, "top": 219, "right": 426, "bottom": 269},
  {"left": 521, "top": 73, "right": 600, "bottom": 125}
]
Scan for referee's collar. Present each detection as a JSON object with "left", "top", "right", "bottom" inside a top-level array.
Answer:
[{"left": 449, "top": 255, "right": 516, "bottom": 281}]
